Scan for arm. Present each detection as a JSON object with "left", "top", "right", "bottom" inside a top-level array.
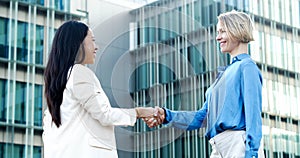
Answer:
[
  {"left": 241, "top": 62, "right": 263, "bottom": 158},
  {"left": 163, "top": 102, "right": 208, "bottom": 130},
  {"left": 72, "top": 65, "right": 137, "bottom": 126}
]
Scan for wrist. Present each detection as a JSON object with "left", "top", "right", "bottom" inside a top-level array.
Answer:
[
  {"left": 161, "top": 107, "right": 169, "bottom": 124},
  {"left": 162, "top": 108, "right": 166, "bottom": 123},
  {"left": 135, "top": 108, "right": 140, "bottom": 118}
]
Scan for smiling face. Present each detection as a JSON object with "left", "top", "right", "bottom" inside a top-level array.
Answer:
[
  {"left": 216, "top": 21, "right": 240, "bottom": 54},
  {"left": 81, "top": 29, "right": 98, "bottom": 65},
  {"left": 216, "top": 11, "right": 255, "bottom": 56}
]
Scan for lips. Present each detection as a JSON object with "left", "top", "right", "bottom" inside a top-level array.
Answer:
[{"left": 220, "top": 41, "right": 226, "bottom": 47}]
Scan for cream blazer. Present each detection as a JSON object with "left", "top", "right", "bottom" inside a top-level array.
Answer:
[{"left": 43, "top": 64, "right": 137, "bottom": 158}]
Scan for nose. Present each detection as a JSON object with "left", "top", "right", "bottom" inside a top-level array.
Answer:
[
  {"left": 95, "top": 44, "right": 99, "bottom": 51},
  {"left": 216, "top": 33, "right": 221, "bottom": 41}
]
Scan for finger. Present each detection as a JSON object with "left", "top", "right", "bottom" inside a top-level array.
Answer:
[
  {"left": 144, "top": 117, "right": 153, "bottom": 124},
  {"left": 146, "top": 115, "right": 163, "bottom": 127},
  {"left": 159, "top": 114, "right": 164, "bottom": 122},
  {"left": 148, "top": 117, "right": 155, "bottom": 122},
  {"left": 158, "top": 108, "right": 165, "bottom": 121},
  {"left": 153, "top": 110, "right": 158, "bottom": 118},
  {"left": 149, "top": 119, "right": 158, "bottom": 127},
  {"left": 147, "top": 122, "right": 154, "bottom": 128},
  {"left": 145, "top": 118, "right": 156, "bottom": 128},
  {"left": 156, "top": 118, "right": 162, "bottom": 124},
  {"left": 142, "top": 118, "right": 148, "bottom": 123}
]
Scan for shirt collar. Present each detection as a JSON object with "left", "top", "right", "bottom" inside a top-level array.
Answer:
[{"left": 231, "top": 53, "right": 250, "bottom": 64}]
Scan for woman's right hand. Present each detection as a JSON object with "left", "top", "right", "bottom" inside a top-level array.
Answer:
[{"left": 135, "top": 107, "right": 165, "bottom": 128}]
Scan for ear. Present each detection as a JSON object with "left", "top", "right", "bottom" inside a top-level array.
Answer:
[{"left": 75, "top": 44, "right": 85, "bottom": 64}]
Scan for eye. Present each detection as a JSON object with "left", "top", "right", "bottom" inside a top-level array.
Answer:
[{"left": 219, "top": 30, "right": 226, "bottom": 33}]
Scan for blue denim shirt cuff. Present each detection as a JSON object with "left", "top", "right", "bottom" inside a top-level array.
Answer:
[
  {"left": 162, "top": 108, "right": 172, "bottom": 124},
  {"left": 245, "top": 150, "right": 258, "bottom": 158}
]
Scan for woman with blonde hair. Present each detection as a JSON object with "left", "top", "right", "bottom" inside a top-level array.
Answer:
[{"left": 146, "top": 10, "right": 265, "bottom": 158}]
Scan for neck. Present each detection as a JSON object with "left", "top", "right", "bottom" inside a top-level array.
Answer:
[{"left": 229, "top": 42, "right": 248, "bottom": 58}]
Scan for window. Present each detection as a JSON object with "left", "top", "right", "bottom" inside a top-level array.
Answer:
[
  {"left": 55, "top": 0, "right": 65, "bottom": 11},
  {"left": 273, "top": 0, "right": 280, "bottom": 22},
  {"left": 14, "top": 21, "right": 44, "bottom": 64},
  {"left": 251, "top": 0, "right": 260, "bottom": 15},
  {"left": 35, "top": 25, "right": 44, "bottom": 65},
  {"left": 20, "top": 0, "right": 44, "bottom": 6},
  {"left": 283, "top": 0, "right": 291, "bottom": 25},
  {"left": 0, "top": 79, "right": 7, "bottom": 122},
  {"left": 34, "top": 85, "right": 43, "bottom": 126},
  {"left": 0, "top": 143, "right": 42, "bottom": 158},
  {"left": 263, "top": 0, "right": 270, "bottom": 19},
  {"left": 33, "top": 146, "right": 42, "bottom": 158},
  {"left": 36, "top": 0, "right": 45, "bottom": 6},
  {"left": 16, "top": 22, "right": 28, "bottom": 62},
  {"left": 291, "top": 0, "right": 300, "bottom": 27},
  {"left": 0, "top": 17, "right": 8, "bottom": 58},
  {"left": 187, "top": 46, "right": 206, "bottom": 74},
  {"left": 15, "top": 82, "right": 26, "bottom": 124},
  {"left": 0, "top": 143, "right": 25, "bottom": 158}
]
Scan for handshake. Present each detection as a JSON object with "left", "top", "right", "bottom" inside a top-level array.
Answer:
[{"left": 135, "top": 107, "right": 165, "bottom": 128}]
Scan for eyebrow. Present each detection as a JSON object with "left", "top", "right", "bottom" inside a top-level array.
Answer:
[
  {"left": 217, "top": 27, "right": 225, "bottom": 33},
  {"left": 217, "top": 26, "right": 224, "bottom": 30}
]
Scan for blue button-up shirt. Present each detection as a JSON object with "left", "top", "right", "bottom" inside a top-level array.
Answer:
[{"left": 164, "top": 53, "right": 263, "bottom": 158}]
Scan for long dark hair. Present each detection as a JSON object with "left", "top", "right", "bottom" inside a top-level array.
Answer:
[{"left": 44, "top": 21, "right": 88, "bottom": 127}]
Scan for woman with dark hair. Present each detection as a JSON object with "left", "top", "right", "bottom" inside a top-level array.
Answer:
[{"left": 43, "top": 20, "right": 159, "bottom": 158}]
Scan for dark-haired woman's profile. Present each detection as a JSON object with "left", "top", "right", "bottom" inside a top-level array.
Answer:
[{"left": 42, "top": 20, "right": 159, "bottom": 158}]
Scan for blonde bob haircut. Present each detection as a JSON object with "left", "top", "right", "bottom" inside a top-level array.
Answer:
[{"left": 217, "top": 10, "right": 254, "bottom": 43}]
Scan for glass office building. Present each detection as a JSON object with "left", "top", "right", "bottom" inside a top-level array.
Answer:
[
  {"left": 95, "top": 0, "right": 300, "bottom": 158},
  {"left": 0, "top": 0, "right": 87, "bottom": 157}
]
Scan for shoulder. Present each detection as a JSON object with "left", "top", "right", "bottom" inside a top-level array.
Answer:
[
  {"left": 239, "top": 57, "right": 262, "bottom": 82},
  {"left": 239, "top": 57, "right": 259, "bottom": 71},
  {"left": 72, "top": 64, "right": 94, "bottom": 74},
  {"left": 70, "top": 64, "right": 97, "bottom": 83}
]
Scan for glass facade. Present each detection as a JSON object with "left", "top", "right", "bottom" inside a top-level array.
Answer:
[
  {"left": 0, "top": 0, "right": 87, "bottom": 158},
  {"left": 0, "top": 143, "right": 42, "bottom": 158},
  {"left": 0, "top": 15, "right": 43, "bottom": 64},
  {"left": 19, "top": 0, "right": 69, "bottom": 11},
  {"left": 125, "top": 0, "right": 300, "bottom": 157}
]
